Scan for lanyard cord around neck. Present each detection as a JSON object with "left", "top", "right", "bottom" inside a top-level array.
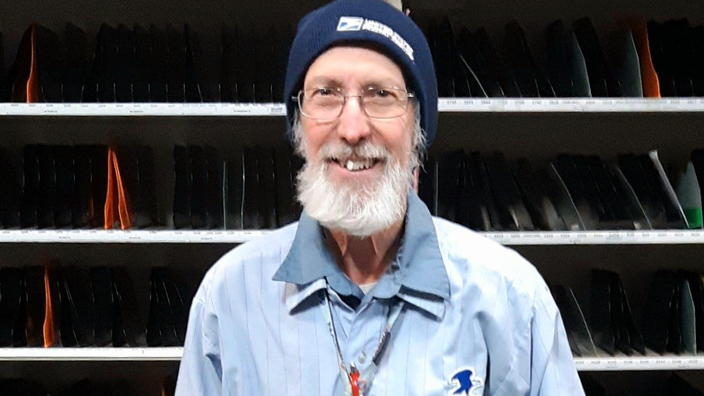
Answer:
[{"left": 321, "top": 289, "right": 405, "bottom": 395}]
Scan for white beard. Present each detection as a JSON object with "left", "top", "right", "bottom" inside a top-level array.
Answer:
[{"left": 296, "top": 141, "right": 414, "bottom": 238}]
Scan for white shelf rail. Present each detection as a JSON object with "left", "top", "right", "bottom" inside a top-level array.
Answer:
[
  {"left": 0, "top": 229, "right": 703, "bottom": 244},
  {"left": 437, "top": 98, "right": 704, "bottom": 112},
  {"left": 574, "top": 353, "right": 704, "bottom": 371},
  {"left": 0, "top": 103, "right": 287, "bottom": 116},
  {"left": 3, "top": 99, "right": 704, "bottom": 116},
  {"left": 2, "top": 347, "right": 703, "bottom": 370},
  {"left": 0, "top": 347, "right": 183, "bottom": 361},
  {"left": 0, "top": 229, "right": 267, "bottom": 243},
  {"left": 481, "top": 230, "right": 704, "bottom": 245}
]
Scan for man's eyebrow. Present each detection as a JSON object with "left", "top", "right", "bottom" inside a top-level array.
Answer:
[
  {"left": 305, "top": 77, "right": 406, "bottom": 89},
  {"left": 305, "top": 76, "right": 341, "bottom": 88},
  {"left": 362, "top": 79, "right": 406, "bottom": 89}
]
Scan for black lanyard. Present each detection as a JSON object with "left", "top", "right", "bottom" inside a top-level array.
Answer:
[{"left": 320, "top": 289, "right": 405, "bottom": 396}]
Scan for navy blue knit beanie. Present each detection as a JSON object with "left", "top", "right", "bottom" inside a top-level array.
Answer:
[{"left": 284, "top": 0, "right": 438, "bottom": 147}]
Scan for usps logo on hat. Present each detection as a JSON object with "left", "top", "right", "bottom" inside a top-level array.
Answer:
[
  {"left": 335, "top": 16, "right": 415, "bottom": 61},
  {"left": 337, "top": 17, "right": 364, "bottom": 31}
]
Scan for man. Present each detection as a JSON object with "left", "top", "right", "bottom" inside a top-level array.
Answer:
[{"left": 176, "top": 0, "right": 585, "bottom": 395}]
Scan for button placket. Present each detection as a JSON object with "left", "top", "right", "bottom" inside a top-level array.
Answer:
[{"left": 344, "top": 300, "right": 386, "bottom": 373}]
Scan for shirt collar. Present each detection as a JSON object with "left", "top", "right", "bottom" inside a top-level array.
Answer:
[{"left": 272, "top": 190, "right": 450, "bottom": 317}]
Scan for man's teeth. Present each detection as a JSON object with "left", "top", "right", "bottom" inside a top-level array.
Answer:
[{"left": 344, "top": 159, "right": 374, "bottom": 171}]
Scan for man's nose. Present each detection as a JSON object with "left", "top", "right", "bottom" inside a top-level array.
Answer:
[{"left": 336, "top": 96, "right": 371, "bottom": 145}]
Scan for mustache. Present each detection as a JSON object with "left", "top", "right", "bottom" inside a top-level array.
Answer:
[{"left": 318, "top": 141, "right": 390, "bottom": 161}]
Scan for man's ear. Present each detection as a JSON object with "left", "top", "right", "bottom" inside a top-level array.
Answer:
[{"left": 413, "top": 167, "right": 419, "bottom": 192}]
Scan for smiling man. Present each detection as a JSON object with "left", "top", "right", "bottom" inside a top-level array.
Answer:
[{"left": 175, "top": 0, "right": 585, "bottom": 395}]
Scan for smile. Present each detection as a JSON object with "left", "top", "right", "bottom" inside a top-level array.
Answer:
[{"left": 328, "top": 156, "right": 382, "bottom": 172}]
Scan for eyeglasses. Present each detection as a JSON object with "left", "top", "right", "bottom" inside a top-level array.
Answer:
[{"left": 292, "top": 86, "right": 415, "bottom": 121}]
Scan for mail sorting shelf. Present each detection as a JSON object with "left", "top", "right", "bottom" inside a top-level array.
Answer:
[
  {"left": 4, "top": 230, "right": 704, "bottom": 244},
  {"left": 2, "top": 347, "right": 704, "bottom": 372},
  {"left": 4, "top": 99, "right": 704, "bottom": 116}
]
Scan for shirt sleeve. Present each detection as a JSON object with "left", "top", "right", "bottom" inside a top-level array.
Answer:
[
  {"left": 175, "top": 284, "right": 224, "bottom": 396},
  {"left": 530, "top": 283, "right": 586, "bottom": 396}
]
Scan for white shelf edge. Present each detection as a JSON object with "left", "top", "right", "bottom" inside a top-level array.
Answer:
[
  {"left": 1, "top": 347, "right": 702, "bottom": 370},
  {"left": 0, "top": 103, "right": 287, "bottom": 117},
  {"left": 0, "top": 347, "right": 183, "bottom": 361},
  {"left": 481, "top": 230, "right": 704, "bottom": 245},
  {"left": 0, "top": 229, "right": 702, "bottom": 244},
  {"left": 574, "top": 354, "right": 704, "bottom": 371},
  {"left": 0, "top": 229, "right": 267, "bottom": 243},
  {"left": 437, "top": 98, "right": 704, "bottom": 112},
  {"left": 3, "top": 99, "right": 704, "bottom": 116}
]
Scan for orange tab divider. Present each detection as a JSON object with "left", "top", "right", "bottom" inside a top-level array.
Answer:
[
  {"left": 42, "top": 264, "right": 59, "bottom": 348},
  {"left": 26, "top": 23, "right": 40, "bottom": 103},
  {"left": 104, "top": 148, "right": 118, "bottom": 229},
  {"left": 113, "top": 149, "right": 133, "bottom": 230},
  {"left": 104, "top": 147, "right": 134, "bottom": 230},
  {"left": 616, "top": 16, "right": 661, "bottom": 98}
]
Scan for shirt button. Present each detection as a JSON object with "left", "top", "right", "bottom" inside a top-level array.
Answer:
[{"left": 358, "top": 352, "right": 367, "bottom": 364}]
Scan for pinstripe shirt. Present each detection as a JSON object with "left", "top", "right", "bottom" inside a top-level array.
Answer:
[{"left": 175, "top": 191, "right": 585, "bottom": 396}]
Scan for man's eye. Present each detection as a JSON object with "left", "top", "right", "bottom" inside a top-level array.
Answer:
[
  {"left": 367, "top": 88, "right": 397, "bottom": 100},
  {"left": 313, "top": 88, "right": 334, "bottom": 97}
]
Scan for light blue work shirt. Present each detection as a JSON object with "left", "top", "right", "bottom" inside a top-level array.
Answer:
[{"left": 176, "top": 191, "right": 585, "bottom": 396}]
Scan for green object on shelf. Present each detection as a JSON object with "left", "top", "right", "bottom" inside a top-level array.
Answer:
[
  {"left": 677, "top": 162, "right": 703, "bottom": 229},
  {"left": 684, "top": 208, "right": 703, "bottom": 229}
]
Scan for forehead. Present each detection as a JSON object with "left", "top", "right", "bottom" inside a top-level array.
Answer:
[{"left": 303, "top": 46, "right": 406, "bottom": 88}]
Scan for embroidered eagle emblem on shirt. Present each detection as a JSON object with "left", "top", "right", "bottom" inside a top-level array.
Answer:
[{"left": 448, "top": 367, "right": 484, "bottom": 395}]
